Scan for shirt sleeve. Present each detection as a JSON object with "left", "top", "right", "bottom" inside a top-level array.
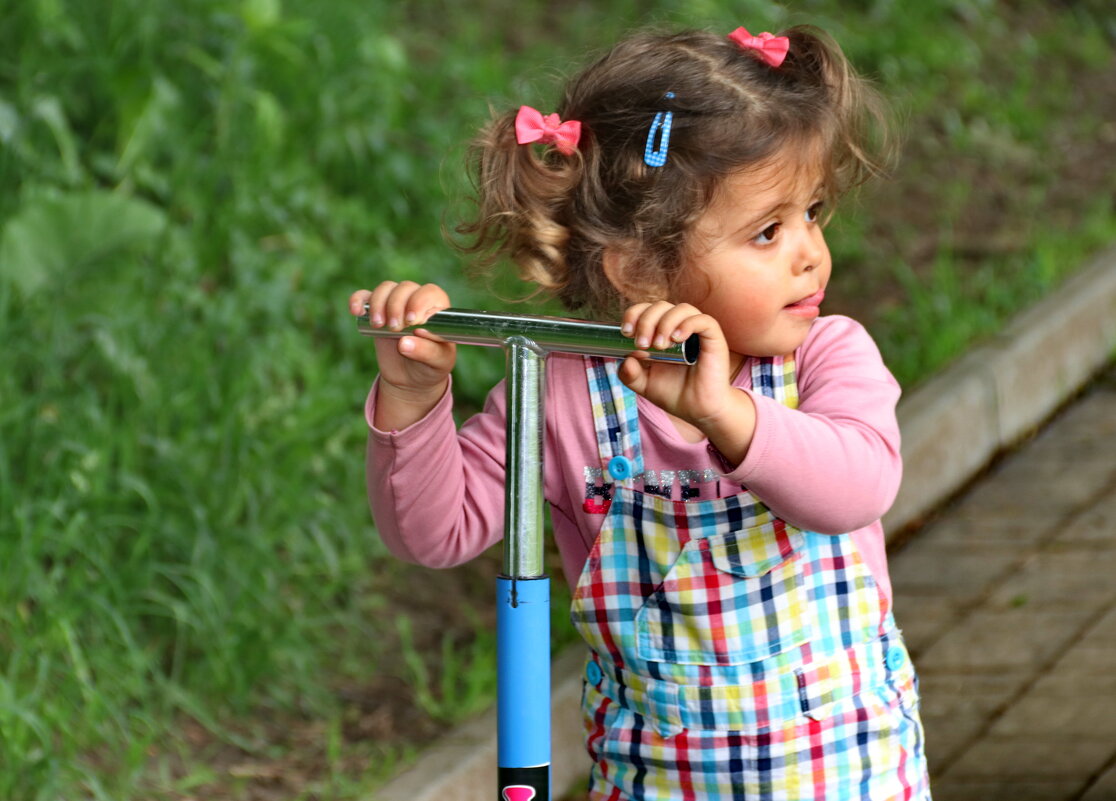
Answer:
[
  {"left": 365, "top": 375, "right": 509, "bottom": 568},
  {"left": 725, "top": 316, "right": 902, "bottom": 534}
]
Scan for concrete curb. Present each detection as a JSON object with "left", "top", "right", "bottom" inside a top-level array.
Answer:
[
  {"left": 883, "top": 244, "right": 1116, "bottom": 535},
  {"left": 374, "top": 245, "right": 1116, "bottom": 801}
]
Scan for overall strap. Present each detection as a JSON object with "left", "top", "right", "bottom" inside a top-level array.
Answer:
[
  {"left": 585, "top": 357, "right": 644, "bottom": 483},
  {"left": 751, "top": 354, "right": 798, "bottom": 409}
]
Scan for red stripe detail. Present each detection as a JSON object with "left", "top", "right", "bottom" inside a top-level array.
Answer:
[
  {"left": 809, "top": 716, "right": 826, "bottom": 794},
  {"left": 672, "top": 499, "right": 692, "bottom": 546},
  {"left": 700, "top": 561, "right": 729, "bottom": 664},
  {"left": 675, "top": 728, "right": 696, "bottom": 801},
  {"left": 586, "top": 695, "right": 611, "bottom": 763}
]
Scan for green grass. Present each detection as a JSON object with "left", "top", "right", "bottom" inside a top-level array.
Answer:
[
  {"left": 0, "top": 0, "right": 1113, "bottom": 798},
  {"left": 873, "top": 194, "right": 1116, "bottom": 387}
]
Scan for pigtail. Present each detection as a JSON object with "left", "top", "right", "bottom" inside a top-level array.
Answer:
[{"left": 455, "top": 110, "right": 584, "bottom": 301}]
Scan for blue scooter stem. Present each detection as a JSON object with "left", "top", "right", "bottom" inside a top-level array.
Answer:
[{"left": 497, "top": 576, "right": 550, "bottom": 800}]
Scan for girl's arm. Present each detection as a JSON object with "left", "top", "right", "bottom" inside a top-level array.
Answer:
[
  {"left": 727, "top": 315, "right": 902, "bottom": 534},
  {"left": 365, "top": 377, "right": 510, "bottom": 568},
  {"left": 616, "top": 305, "right": 899, "bottom": 533},
  {"left": 353, "top": 281, "right": 508, "bottom": 567}
]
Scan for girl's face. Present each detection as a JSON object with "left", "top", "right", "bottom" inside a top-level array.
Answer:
[{"left": 675, "top": 153, "right": 832, "bottom": 366}]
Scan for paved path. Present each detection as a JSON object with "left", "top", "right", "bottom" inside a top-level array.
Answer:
[{"left": 892, "top": 360, "right": 1116, "bottom": 800}]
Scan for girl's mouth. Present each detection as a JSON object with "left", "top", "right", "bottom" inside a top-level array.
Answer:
[{"left": 785, "top": 289, "right": 825, "bottom": 316}]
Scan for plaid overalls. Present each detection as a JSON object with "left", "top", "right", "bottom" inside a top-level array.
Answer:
[{"left": 570, "top": 356, "right": 930, "bottom": 801}]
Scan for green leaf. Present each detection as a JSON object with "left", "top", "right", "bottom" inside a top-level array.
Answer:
[
  {"left": 0, "top": 98, "right": 19, "bottom": 145},
  {"left": 242, "top": 0, "right": 281, "bottom": 31},
  {"left": 31, "top": 96, "right": 83, "bottom": 185},
  {"left": 116, "top": 76, "right": 182, "bottom": 178},
  {"left": 0, "top": 190, "right": 166, "bottom": 294}
]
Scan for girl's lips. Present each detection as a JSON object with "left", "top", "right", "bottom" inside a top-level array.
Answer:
[{"left": 786, "top": 289, "right": 825, "bottom": 310}]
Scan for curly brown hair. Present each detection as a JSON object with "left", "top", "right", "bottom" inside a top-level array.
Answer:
[{"left": 456, "top": 25, "right": 893, "bottom": 317}]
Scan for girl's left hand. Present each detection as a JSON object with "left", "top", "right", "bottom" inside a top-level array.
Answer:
[
  {"left": 618, "top": 301, "right": 736, "bottom": 426},
  {"left": 619, "top": 301, "right": 757, "bottom": 465}
]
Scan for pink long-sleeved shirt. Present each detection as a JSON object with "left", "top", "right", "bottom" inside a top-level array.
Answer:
[{"left": 366, "top": 314, "right": 902, "bottom": 601}]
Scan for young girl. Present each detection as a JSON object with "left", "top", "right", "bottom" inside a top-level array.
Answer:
[{"left": 351, "top": 24, "right": 930, "bottom": 801}]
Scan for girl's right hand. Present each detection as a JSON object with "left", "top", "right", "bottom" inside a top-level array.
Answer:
[{"left": 349, "top": 282, "right": 456, "bottom": 424}]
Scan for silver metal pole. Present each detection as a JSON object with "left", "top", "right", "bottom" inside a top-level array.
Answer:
[
  {"left": 503, "top": 337, "right": 546, "bottom": 579},
  {"left": 358, "top": 307, "right": 699, "bottom": 364}
]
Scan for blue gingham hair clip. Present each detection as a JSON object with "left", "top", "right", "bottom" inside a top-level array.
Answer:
[{"left": 643, "top": 92, "right": 675, "bottom": 168}]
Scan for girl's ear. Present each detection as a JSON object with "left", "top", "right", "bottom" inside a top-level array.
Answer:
[
  {"left": 602, "top": 248, "right": 627, "bottom": 293},
  {"left": 603, "top": 246, "right": 669, "bottom": 303}
]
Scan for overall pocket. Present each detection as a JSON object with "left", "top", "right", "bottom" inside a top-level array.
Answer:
[{"left": 635, "top": 523, "right": 813, "bottom": 666}]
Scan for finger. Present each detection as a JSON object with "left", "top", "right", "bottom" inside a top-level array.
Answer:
[
  {"left": 668, "top": 310, "right": 718, "bottom": 342},
  {"left": 349, "top": 289, "right": 373, "bottom": 317},
  {"left": 365, "top": 281, "right": 400, "bottom": 328},
  {"left": 397, "top": 334, "right": 457, "bottom": 371},
  {"left": 411, "top": 325, "right": 450, "bottom": 345},
  {"left": 683, "top": 314, "right": 731, "bottom": 371},
  {"left": 630, "top": 301, "right": 675, "bottom": 350},
  {"left": 620, "top": 302, "right": 653, "bottom": 338},
  {"left": 407, "top": 283, "right": 451, "bottom": 326},
  {"left": 616, "top": 354, "right": 649, "bottom": 393},
  {"left": 688, "top": 313, "right": 728, "bottom": 349},
  {"left": 383, "top": 281, "right": 421, "bottom": 330},
  {"left": 653, "top": 303, "right": 703, "bottom": 348}
]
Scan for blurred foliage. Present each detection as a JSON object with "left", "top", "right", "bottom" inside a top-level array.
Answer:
[{"left": 0, "top": 0, "right": 1113, "bottom": 797}]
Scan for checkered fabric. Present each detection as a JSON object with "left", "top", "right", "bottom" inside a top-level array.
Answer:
[
  {"left": 582, "top": 630, "right": 927, "bottom": 800},
  {"left": 571, "top": 355, "right": 930, "bottom": 800},
  {"left": 751, "top": 355, "right": 799, "bottom": 411},
  {"left": 588, "top": 358, "right": 645, "bottom": 479}
]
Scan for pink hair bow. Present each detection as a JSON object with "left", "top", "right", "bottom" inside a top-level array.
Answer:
[
  {"left": 515, "top": 105, "right": 582, "bottom": 155},
  {"left": 727, "top": 27, "right": 790, "bottom": 68}
]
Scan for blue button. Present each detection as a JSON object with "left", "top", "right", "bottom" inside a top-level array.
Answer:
[
  {"left": 608, "top": 456, "right": 632, "bottom": 480},
  {"left": 585, "top": 660, "right": 603, "bottom": 685},
  {"left": 885, "top": 645, "right": 906, "bottom": 671}
]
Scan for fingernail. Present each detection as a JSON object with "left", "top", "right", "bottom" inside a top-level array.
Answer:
[
  {"left": 388, "top": 317, "right": 400, "bottom": 329},
  {"left": 398, "top": 337, "right": 414, "bottom": 353},
  {"left": 671, "top": 329, "right": 684, "bottom": 341},
  {"left": 637, "top": 336, "right": 650, "bottom": 349},
  {"left": 371, "top": 313, "right": 384, "bottom": 326},
  {"left": 621, "top": 323, "right": 633, "bottom": 336},
  {"left": 654, "top": 335, "right": 666, "bottom": 349},
  {"left": 404, "top": 312, "right": 416, "bottom": 325}
]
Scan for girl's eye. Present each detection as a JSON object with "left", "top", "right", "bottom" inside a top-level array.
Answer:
[
  {"left": 755, "top": 223, "right": 779, "bottom": 245},
  {"left": 805, "top": 202, "right": 824, "bottom": 223}
]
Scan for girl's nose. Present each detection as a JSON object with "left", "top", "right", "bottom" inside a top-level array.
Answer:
[{"left": 794, "top": 228, "right": 826, "bottom": 274}]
